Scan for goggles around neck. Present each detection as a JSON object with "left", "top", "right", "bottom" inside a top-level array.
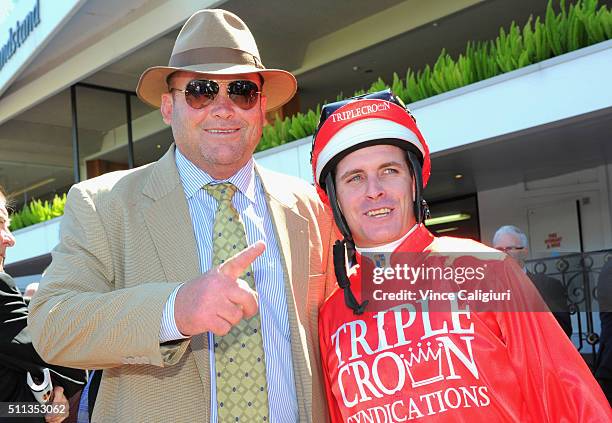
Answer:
[{"left": 170, "top": 79, "right": 261, "bottom": 110}]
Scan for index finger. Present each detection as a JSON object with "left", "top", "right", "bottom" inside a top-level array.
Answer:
[{"left": 219, "top": 241, "right": 266, "bottom": 279}]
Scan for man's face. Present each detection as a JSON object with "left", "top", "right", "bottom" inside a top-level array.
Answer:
[
  {"left": 334, "top": 144, "right": 416, "bottom": 248},
  {"left": 160, "top": 71, "right": 267, "bottom": 179},
  {"left": 0, "top": 200, "right": 16, "bottom": 271},
  {"left": 493, "top": 232, "right": 528, "bottom": 267}
]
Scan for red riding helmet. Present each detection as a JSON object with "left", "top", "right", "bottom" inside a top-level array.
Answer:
[
  {"left": 311, "top": 90, "right": 431, "bottom": 231},
  {"left": 310, "top": 90, "right": 432, "bottom": 314}
]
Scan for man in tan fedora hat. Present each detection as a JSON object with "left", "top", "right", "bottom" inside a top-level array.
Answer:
[{"left": 29, "top": 9, "right": 336, "bottom": 422}]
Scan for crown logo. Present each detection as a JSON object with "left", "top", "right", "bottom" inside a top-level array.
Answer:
[{"left": 402, "top": 341, "right": 444, "bottom": 387}]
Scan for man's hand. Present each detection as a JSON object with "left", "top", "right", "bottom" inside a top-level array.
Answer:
[
  {"left": 44, "top": 386, "right": 69, "bottom": 423},
  {"left": 174, "top": 241, "right": 265, "bottom": 336}
]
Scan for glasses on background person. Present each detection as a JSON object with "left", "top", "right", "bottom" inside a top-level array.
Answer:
[{"left": 496, "top": 246, "right": 526, "bottom": 253}]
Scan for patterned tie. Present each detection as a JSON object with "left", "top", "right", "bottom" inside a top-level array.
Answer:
[{"left": 204, "top": 182, "right": 269, "bottom": 422}]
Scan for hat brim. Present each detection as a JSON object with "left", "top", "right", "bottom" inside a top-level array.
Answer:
[{"left": 136, "top": 64, "right": 297, "bottom": 112}]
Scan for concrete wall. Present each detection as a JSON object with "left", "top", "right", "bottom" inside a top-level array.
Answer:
[
  {"left": 5, "top": 217, "right": 61, "bottom": 266},
  {"left": 479, "top": 165, "right": 612, "bottom": 255}
]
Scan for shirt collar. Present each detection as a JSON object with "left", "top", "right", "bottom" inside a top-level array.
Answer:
[
  {"left": 175, "top": 148, "right": 256, "bottom": 203},
  {"left": 353, "top": 224, "right": 435, "bottom": 270},
  {"left": 355, "top": 224, "right": 418, "bottom": 254}
]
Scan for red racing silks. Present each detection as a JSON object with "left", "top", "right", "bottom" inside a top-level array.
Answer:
[{"left": 319, "top": 225, "right": 612, "bottom": 422}]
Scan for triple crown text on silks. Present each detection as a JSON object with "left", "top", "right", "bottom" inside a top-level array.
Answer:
[{"left": 329, "top": 303, "right": 490, "bottom": 422}]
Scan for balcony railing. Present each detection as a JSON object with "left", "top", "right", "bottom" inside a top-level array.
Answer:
[{"left": 526, "top": 250, "right": 612, "bottom": 365}]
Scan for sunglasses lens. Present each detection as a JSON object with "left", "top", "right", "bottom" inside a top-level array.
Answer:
[
  {"left": 180, "top": 80, "right": 260, "bottom": 110},
  {"left": 184, "top": 80, "right": 218, "bottom": 109},
  {"left": 228, "top": 80, "right": 260, "bottom": 110}
]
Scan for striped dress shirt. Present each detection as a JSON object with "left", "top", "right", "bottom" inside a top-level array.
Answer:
[{"left": 161, "top": 149, "right": 298, "bottom": 423}]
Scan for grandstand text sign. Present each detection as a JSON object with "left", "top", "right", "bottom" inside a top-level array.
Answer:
[{"left": 0, "top": 0, "right": 41, "bottom": 72}]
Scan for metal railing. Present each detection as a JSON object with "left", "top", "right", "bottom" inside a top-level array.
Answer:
[{"left": 526, "top": 250, "right": 612, "bottom": 365}]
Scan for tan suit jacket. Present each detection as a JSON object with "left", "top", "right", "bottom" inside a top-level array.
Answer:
[{"left": 28, "top": 146, "right": 337, "bottom": 422}]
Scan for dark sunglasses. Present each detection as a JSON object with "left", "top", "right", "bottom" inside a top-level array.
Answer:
[{"left": 170, "top": 79, "right": 261, "bottom": 110}]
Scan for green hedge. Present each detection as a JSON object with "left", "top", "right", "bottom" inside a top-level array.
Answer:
[
  {"left": 256, "top": 0, "right": 612, "bottom": 152},
  {"left": 9, "top": 194, "right": 66, "bottom": 231}
]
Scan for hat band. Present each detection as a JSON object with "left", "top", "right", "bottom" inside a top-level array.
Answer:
[{"left": 169, "top": 47, "right": 264, "bottom": 69}]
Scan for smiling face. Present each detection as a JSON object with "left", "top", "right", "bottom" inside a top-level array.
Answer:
[
  {"left": 334, "top": 144, "right": 416, "bottom": 248},
  {"left": 160, "top": 71, "right": 267, "bottom": 179}
]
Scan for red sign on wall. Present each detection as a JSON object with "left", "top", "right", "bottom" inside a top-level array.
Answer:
[{"left": 544, "top": 232, "right": 563, "bottom": 249}]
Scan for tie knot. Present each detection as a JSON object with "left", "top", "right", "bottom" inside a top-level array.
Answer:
[{"left": 204, "top": 182, "right": 237, "bottom": 204}]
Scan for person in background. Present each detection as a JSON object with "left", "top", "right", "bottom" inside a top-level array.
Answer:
[
  {"left": 23, "top": 283, "right": 40, "bottom": 303},
  {"left": 311, "top": 90, "right": 611, "bottom": 422},
  {"left": 492, "top": 225, "right": 573, "bottom": 337},
  {"left": 1, "top": 185, "right": 86, "bottom": 422}
]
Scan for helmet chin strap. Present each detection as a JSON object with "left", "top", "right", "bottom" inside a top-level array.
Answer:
[
  {"left": 333, "top": 239, "right": 368, "bottom": 315},
  {"left": 324, "top": 172, "right": 352, "bottom": 242},
  {"left": 405, "top": 150, "right": 430, "bottom": 224},
  {"left": 325, "top": 172, "right": 368, "bottom": 315}
]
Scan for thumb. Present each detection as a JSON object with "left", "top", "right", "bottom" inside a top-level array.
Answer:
[{"left": 219, "top": 241, "right": 266, "bottom": 279}]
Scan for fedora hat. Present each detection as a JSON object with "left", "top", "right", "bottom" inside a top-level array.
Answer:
[{"left": 136, "top": 9, "right": 297, "bottom": 111}]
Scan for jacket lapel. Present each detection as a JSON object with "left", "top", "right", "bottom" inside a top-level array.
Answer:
[
  {"left": 141, "top": 146, "right": 210, "bottom": 419},
  {"left": 256, "top": 165, "right": 312, "bottom": 421},
  {"left": 140, "top": 154, "right": 313, "bottom": 421}
]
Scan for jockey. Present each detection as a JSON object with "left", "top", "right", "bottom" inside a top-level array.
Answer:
[{"left": 311, "top": 90, "right": 611, "bottom": 422}]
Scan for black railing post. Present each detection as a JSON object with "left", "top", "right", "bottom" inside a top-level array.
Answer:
[
  {"left": 526, "top": 249, "right": 610, "bottom": 368},
  {"left": 70, "top": 85, "right": 81, "bottom": 182},
  {"left": 125, "top": 93, "right": 135, "bottom": 168}
]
